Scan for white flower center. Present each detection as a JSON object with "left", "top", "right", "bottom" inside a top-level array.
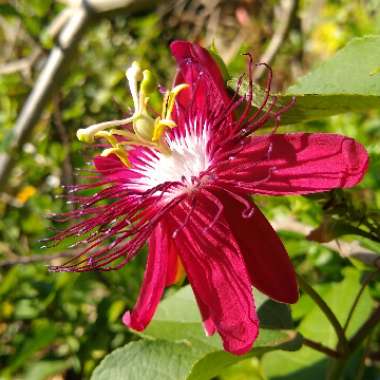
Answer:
[{"left": 130, "top": 121, "right": 210, "bottom": 197}]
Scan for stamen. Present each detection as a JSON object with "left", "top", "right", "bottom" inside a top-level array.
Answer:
[
  {"left": 76, "top": 61, "right": 189, "bottom": 168},
  {"left": 163, "top": 84, "right": 189, "bottom": 119},
  {"left": 76, "top": 116, "right": 134, "bottom": 143}
]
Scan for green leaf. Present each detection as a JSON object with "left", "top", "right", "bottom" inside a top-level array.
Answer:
[
  {"left": 92, "top": 286, "right": 302, "bottom": 380},
  {"left": 91, "top": 340, "right": 204, "bottom": 380},
  {"left": 262, "top": 268, "right": 374, "bottom": 379},
  {"left": 92, "top": 337, "right": 301, "bottom": 380},
  {"left": 288, "top": 35, "right": 380, "bottom": 96},
  {"left": 142, "top": 286, "right": 299, "bottom": 351},
  {"left": 228, "top": 35, "right": 380, "bottom": 125}
]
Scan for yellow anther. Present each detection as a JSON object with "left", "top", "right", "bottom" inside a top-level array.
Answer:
[
  {"left": 95, "top": 130, "right": 133, "bottom": 167},
  {"left": 151, "top": 84, "right": 188, "bottom": 144},
  {"left": 95, "top": 131, "right": 119, "bottom": 146},
  {"left": 101, "top": 147, "right": 131, "bottom": 167},
  {"left": 152, "top": 119, "right": 176, "bottom": 143},
  {"left": 152, "top": 121, "right": 166, "bottom": 143},
  {"left": 160, "top": 119, "right": 177, "bottom": 128},
  {"left": 163, "top": 84, "right": 189, "bottom": 119}
]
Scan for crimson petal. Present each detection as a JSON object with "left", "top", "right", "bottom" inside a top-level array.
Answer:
[
  {"left": 169, "top": 194, "right": 259, "bottom": 355},
  {"left": 170, "top": 41, "right": 230, "bottom": 129},
  {"left": 217, "top": 133, "right": 368, "bottom": 195},
  {"left": 170, "top": 41, "right": 229, "bottom": 102},
  {"left": 218, "top": 190, "right": 299, "bottom": 304},
  {"left": 93, "top": 155, "right": 136, "bottom": 183},
  {"left": 122, "top": 222, "right": 169, "bottom": 331}
]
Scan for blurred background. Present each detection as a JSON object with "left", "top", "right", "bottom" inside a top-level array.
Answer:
[{"left": 1, "top": 0, "right": 380, "bottom": 379}]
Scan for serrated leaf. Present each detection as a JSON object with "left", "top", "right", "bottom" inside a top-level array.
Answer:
[{"left": 228, "top": 35, "right": 380, "bottom": 125}]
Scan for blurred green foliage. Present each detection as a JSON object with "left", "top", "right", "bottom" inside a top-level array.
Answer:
[{"left": 1, "top": 0, "right": 380, "bottom": 379}]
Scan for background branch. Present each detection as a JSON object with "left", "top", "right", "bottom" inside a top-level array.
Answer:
[
  {"left": 0, "top": 251, "right": 72, "bottom": 268},
  {"left": 254, "top": 0, "right": 298, "bottom": 80},
  {"left": 0, "top": 0, "right": 160, "bottom": 191},
  {"left": 272, "top": 215, "right": 380, "bottom": 270}
]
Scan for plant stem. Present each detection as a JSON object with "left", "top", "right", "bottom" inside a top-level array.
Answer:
[
  {"left": 303, "top": 338, "right": 341, "bottom": 358},
  {"left": 296, "top": 274, "right": 349, "bottom": 354},
  {"left": 326, "top": 358, "right": 346, "bottom": 380},
  {"left": 343, "top": 271, "right": 377, "bottom": 332},
  {"left": 354, "top": 335, "right": 372, "bottom": 380},
  {"left": 349, "top": 305, "right": 380, "bottom": 351},
  {"left": 325, "top": 304, "right": 380, "bottom": 380}
]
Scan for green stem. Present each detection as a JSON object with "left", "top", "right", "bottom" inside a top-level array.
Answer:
[
  {"left": 326, "top": 358, "right": 346, "bottom": 380},
  {"left": 354, "top": 335, "right": 372, "bottom": 380},
  {"left": 303, "top": 337, "right": 341, "bottom": 358},
  {"left": 347, "top": 226, "right": 380, "bottom": 243},
  {"left": 343, "top": 272, "right": 377, "bottom": 332},
  {"left": 349, "top": 305, "right": 380, "bottom": 351},
  {"left": 325, "top": 305, "right": 380, "bottom": 380},
  {"left": 296, "top": 274, "right": 349, "bottom": 354}
]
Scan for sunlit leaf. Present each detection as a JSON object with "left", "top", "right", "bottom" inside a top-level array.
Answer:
[
  {"left": 228, "top": 36, "right": 380, "bottom": 125},
  {"left": 92, "top": 286, "right": 302, "bottom": 380}
]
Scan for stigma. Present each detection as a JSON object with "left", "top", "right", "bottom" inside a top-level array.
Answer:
[{"left": 76, "top": 61, "right": 188, "bottom": 167}]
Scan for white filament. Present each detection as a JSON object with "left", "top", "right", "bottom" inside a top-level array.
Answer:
[{"left": 130, "top": 120, "right": 210, "bottom": 197}]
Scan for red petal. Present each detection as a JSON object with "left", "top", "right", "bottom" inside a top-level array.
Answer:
[
  {"left": 218, "top": 191, "right": 299, "bottom": 304},
  {"left": 93, "top": 155, "right": 139, "bottom": 183},
  {"left": 170, "top": 41, "right": 230, "bottom": 128},
  {"left": 94, "top": 154, "right": 124, "bottom": 174},
  {"left": 217, "top": 133, "right": 368, "bottom": 195},
  {"left": 169, "top": 193, "right": 259, "bottom": 355},
  {"left": 170, "top": 41, "right": 229, "bottom": 101},
  {"left": 122, "top": 222, "right": 169, "bottom": 331}
]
